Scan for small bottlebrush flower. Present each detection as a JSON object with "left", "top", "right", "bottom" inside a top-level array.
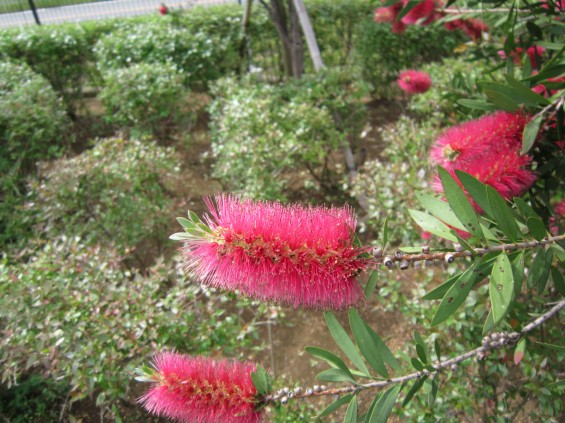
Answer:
[
  {"left": 555, "top": 199, "right": 565, "bottom": 217},
  {"left": 158, "top": 3, "right": 168, "bottom": 15},
  {"left": 397, "top": 70, "right": 432, "bottom": 94},
  {"left": 374, "top": 2, "right": 402, "bottom": 23},
  {"left": 532, "top": 76, "right": 565, "bottom": 97},
  {"left": 430, "top": 112, "right": 537, "bottom": 206},
  {"left": 175, "top": 195, "right": 369, "bottom": 310},
  {"left": 498, "top": 47, "right": 524, "bottom": 64},
  {"left": 138, "top": 352, "right": 263, "bottom": 423}
]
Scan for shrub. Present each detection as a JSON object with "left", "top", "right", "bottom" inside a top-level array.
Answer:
[
  {"left": 94, "top": 12, "right": 243, "bottom": 88},
  {"left": 0, "top": 25, "right": 94, "bottom": 111},
  {"left": 209, "top": 70, "right": 368, "bottom": 201},
  {"left": 349, "top": 116, "right": 441, "bottom": 245},
  {"left": 99, "top": 63, "right": 190, "bottom": 138},
  {"left": 355, "top": 21, "right": 464, "bottom": 98},
  {"left": 0, "top": 61, "right": 68, "bottom": 248},
  {"left": 27, "top": 137, "right": 178, "bottom": 258},
  {"left": 0, "top": 238, "right": 268, "bottom": 420}
]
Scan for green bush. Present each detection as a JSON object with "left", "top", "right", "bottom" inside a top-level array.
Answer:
[
  {"left": 94, "top": 11, "right": 243, "bottom": 88},
  {"left": 27, "top": 137, "right": 178, "bottom": 257},
  {"left": 349, "top": 116, "right": 441, "bottom": 245},
  {"left": 99, "top": 63, "right": 190, "bottom": 138},
  {"left": 209, "top": 69, "right": 368, "bottom": 200},
  {"left": 0, "top": 25, "right": 94, "bottom": 111},
  {"left": 0, "top": 61, "right": 69, "bottom": 248},
  {"left": 0, "top": 239, "right": 267, "bottom": 419},
  {"left": 355, "top": 21, "right": 464, "bottom": 98}
]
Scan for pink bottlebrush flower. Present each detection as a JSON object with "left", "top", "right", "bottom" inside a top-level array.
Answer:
[
  {"left": 392, "top": 20, "right": 407, "bottom": 33},
  {"left": 430, "top": 112, "right": 537, "bottom": 207},
  {"left": 532, "top": 76, "right": 565, "bottom": 97},
  {"left": 397, "top": 70, "right": 432, "bottom": 94},
  {"left": 555, "top": 199, "right": 565, "bottom": 217},
  {"left": 139, "top": 352, "right": 262, "bottom": 423},
  {"left": 179, "top": 195, "right": 369, "bottom": 310},
  {"left": 401, "top": 0, "right": 436, "bottom": 24},
  {"left": 498, "top": 47, "right": 524, "bottom": 64},
  {"left": 158, "top": 4, "right": 168, "bottom": 15}
]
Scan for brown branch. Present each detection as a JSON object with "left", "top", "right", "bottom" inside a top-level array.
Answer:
[
  {"left": 266, "top": 299, "right": 565, "bottom": 404},
  {"left": 373, "top": 233, "right": 565, "bottom": 269}
]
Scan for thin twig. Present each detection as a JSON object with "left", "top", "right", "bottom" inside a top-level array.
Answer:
[
  {"left": 374, "top": 233, "right": 565, "bottom": 267},
  {"left": 266, "top": 299, "right": 565, "bottom": 403}
]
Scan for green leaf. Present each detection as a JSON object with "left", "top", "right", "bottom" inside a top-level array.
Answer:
[
  {"left": 486, "top": 186, "right": 521, "bottom": 242},
  {"left": 364, "top": 270, "right": 379, "bottom": 300},
  {"left": 382, "top": 217, "right": 389, "bottom": 247},
  {"left": 250, "top": 365, "right": 270, "bottom": 395},
  {"left": 367, "top": 385, "right": 401, "bottom": 423},
  {"left": 514, "top": 197, "right": 542, "bottom": 220},
  {"left": 169, "top": 232, "right": 192, "bottom": 240},
  {"left": 396, "top": 0, "right": 421, "bottom": 20},
  {"left": 305, "top": 347, "right": 355, "bottom": 381},
  {"left": 457, "top": 98, "right": 496, "bottom": 111},
  {"left": 402, "top": 375, "right": 428, "bottom": 406},
  {"left": 511, "top": 252, "right": 525, "bottom": 299},
  {"left": 423, "top": 273, "right": 461, "bottom": 300},
  {"left": 551, "top": 244, "right": 565, "bottom": 262},
  {"left": 176, "top": 217, "right": 194, "bottom": 229},
  {"left": 482, "top": 308, "right": 495, "bottom": 335},
  {"left": 438, "top": 167, "right": 484, "bottom": 241},
  {"left": 527, "top": 248, "right": 553, "bottom": 292},
  {"left": 482, "top": 88, "right": 519, "bottom": 112},
  {"left": 408, "top": 209, "right": 458, "bottom": 242},
  {"left": 318, "top": 394, "right": 354, "bottom": 418},
  {"left": 188, "top": 210, "right": 203, "bottom": 225},
  {"left": 456, "top": 171, "right": 493, "bottom": 217},
  {"left": 413, "top": 331, "right": 429, "bottom": 364},
  {"left": 415, "top": 191, "right": 466, "bottom": 231},
  {"left": 526, "top": 217, "right": 546, "bottom": 241},
  {"left": 344, "top": 395, "right": 358, "bottom": 423},
  {"left": 411, "top": 357, "right": 424, "bottom": 371},
  {"left": 434, "top": 339, "right": 441, "bottom": 362},
  {"left": 431, "top": 262, "right": 479, "bottom": 326},
  {"left": 514, "top": 338, "right": 526, "bottom": 365},
  {"left": 349, "top": 310, "right": 387, "bottom": 377},
  {"left": 522, "top": 114, "right": 543, "bottom": 154},
  {"left": 325, "top": 312, "right": 370, "bottom": 376},
  {"left": 489, "top": 253, "right": 514, "bottom": 324},
  {"left": 316, "top": 368, "right": 356, "bottom": 383},
  {"left": 427, "top": 378, "right": 438, "bottom": 408},
  {"left": 504, "top": 74, "right": 550, "bottom": 106},
  {"left": 551, "top": 267, "right": 565, "bottom": 296}
]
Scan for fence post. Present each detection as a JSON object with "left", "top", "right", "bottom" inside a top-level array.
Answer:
[{"left": 28, "top": 0, "right": 41, "bottom": 25}]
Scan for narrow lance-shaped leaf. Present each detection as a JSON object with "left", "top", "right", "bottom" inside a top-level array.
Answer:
[
  {"left": 486, "top": 186, "right": 522, "bottom": 242},
  {"left": 349, "top": 309, "right": 388, "bottom": 377},
  {"left": 489, "top": 252, "right": 514, "bottom": 324},
  {"left": 402, "top": 375, "right": 428, "bottom": 406},
  {"left": 438, "top": 167, "right": 485, "bottom": 241},
  {"left": 365, "top": 270, "right": 379, "bottom": 300},
  {"left": 344, "top": 395, "right": 358, "bottom": 423},
  {"left": 415, "top": 191, "right": 466, "bottom": 231},
  {"left": 522, "top": 114, "right": 543, "bottom": 154},
  {"left": 456, "top": 170, "right": 493, "bottom": 218},
  {"left": 409, "top": 209, "right": 458, "bottom": 242},
  {"left": 324, "top": 312, "right": 370, "bottom": 376},
  {"left": 367, "top": 385, "right": 402, "bottom": 423},
  {"left": 431, "top": 261, "right": 479, "bottom": 326},
  {"left": 305, "top": 347, "right": 355, "bottom": 381},
  {"left": 250, "top": 365, "right": 270, "bottom": 396},
  {"left": 318, "top": 394, "right": 354, "bottom": 418}
]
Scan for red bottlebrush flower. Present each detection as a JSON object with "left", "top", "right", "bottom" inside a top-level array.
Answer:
[
  {"left": 178, "top": 195, "right": 369, "bottom": 310},
  {"left": 401, "top": 0, "right": 436, "bottom": 24},
  {"left": 498, "top": 47, "right": 524, "bottom": 64},
  {"left": 397, "top": 70, "right": 432, "bottom": 94},
  {"left": 430, "top": 112, "right": 537, "bottom": 206},
  {"left": 532, "top": 76, "right": 565, "bottom": 97},
  {"left": 158, "top": 4, "right": 168, "bottom": 15},
  {"left": 555, "top": 199, "right": 565, "bottom": 217},
  {"left": 139, "top": 353, "right": 262, "bottom": 423}
]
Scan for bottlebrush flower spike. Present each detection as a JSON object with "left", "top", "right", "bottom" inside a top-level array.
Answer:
[
  {"left": 397, "top": 70, "right": 432, "bottom": 94},
  {"left": 430, "top": 112, "right": 537, "bottom": 207},
  {"left": 173, "top": 195, "right": 369, "bottom": 310},
  {"left": 138, "top": 352, "right": 263, "bottom": 423}
]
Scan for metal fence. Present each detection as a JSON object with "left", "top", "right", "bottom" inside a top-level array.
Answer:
[{"left": 0, "top": 0, "right": 238, "bottom": 28}]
